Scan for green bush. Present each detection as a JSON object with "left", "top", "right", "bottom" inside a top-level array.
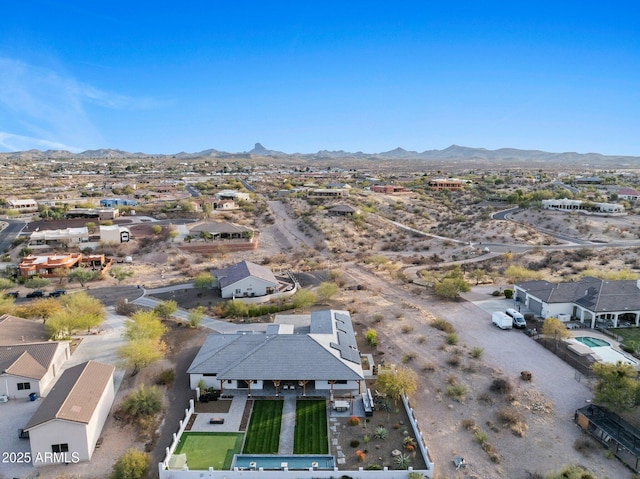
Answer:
[
  {"left": 120, "top": 385, "right": 162, "bottom": 417},
  {"left": 503, "top": 289, "right": 513, "bottom": 299},
  {"left": 156, "top": 369, "right": 175, "bottom": 385},
  {"left": 111, "top": 449, "right": 149, "bottom": 479}
]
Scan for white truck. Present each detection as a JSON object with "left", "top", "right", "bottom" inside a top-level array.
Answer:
[{"left": 492, "top": 311, "right": 513, "bottom": 330}]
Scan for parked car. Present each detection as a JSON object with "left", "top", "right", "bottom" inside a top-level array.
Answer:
[
  {"left": 4, "top": 291, "right": 19, "bottom": 298},
  {"left": 25, "top": 291, "right": 44, "bottom": 298},
  {"left": 49, "top": 290, "right": 66, "bottom": 297},
  {"left": 505, "top": 308, "right": 527, "bottom": 328}
]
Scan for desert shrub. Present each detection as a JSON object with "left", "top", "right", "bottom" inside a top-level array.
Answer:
[
  {"left": 478, "top": 392, "right": 493, "bottom": 405},
  {"left": 497, "top": 408, "right": 522, "bottom": 426},
  {"left": 445, "top": 333, "right": 458, "bottom": 345},
  {"left": 520, "top": 370, "right": 532, "bottom": 381},
  {"left": 365, "top": 329, "right": 378, "bottom": 347},
  {"left": 473, "top": 428, "right": 488, "bottom": 445},
  {"left": 574, "top": 438, "right": 595, "bottom": 456},
  {"left": 431, "top": 318, "right": 455, "bottom": 333},
  {"left": 492, "top": 290, "right": 501, "bottom": 296},
  {"left": 374, "top": 426, "right": 388, "bottom": 440},
  {"left": 111, "top": 449, "right": 149, "bottom": 479},
  {"left": 490, "top": 377, "right": 512, "bottom": 395},
  {"left": 401, "top": 352, "right": 417, "bottom": 363},
  {"left": 446, "top": 384, "right": 467, "bottom": 402},
  {"left": 156, "top": 369, "right": 175, "bottom": 385},
  {"left": 350, "top": 439, "right": 360, "bottom": 448},
  {"left": 446, "top": 354, "right": 461, "bottom": 367},
  {"left": 348, "top": 416, "right": 360, "bottom": 426},
  {"left": 470, "top": 347, "right": 484, "bottom": 358},
  {"left": 401, "top": 323, "right": 414, "bottom": 334},
  {"left": 120, "top": 385, "right": 162, "bottom": 418},
  {"left": 417, "top": 334, "right": 426, "bottom": 344},
  {"left": 545, "top": 465, "right": 597, "bottom": 479},
  {"left": 115, "top": 298, "right": 137, "bottom": 316},
  {"left": 422, "top": 362, "right": 436, "bottom": 372},
  {"left": 366, "top": 464, "right": 383, "bottom": 470},
  {"left": 461, "top": 419, "right": 476, "bottom": 430}
]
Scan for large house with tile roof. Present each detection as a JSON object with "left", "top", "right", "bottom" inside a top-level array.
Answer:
[
  {"left": 514, "top": 277, "right": 640, "bottom": 328},
  {"left": 188, "top": 310, "right": 365, "bottom": 395},
  {"left": 211, "top": 260, "right": 279, "bottom": 298},
  {"left": 24, "top": 360, "right": 115, "bottom": 466},
  {"left": 0, "top": 340, "right": 70, "bottom": 399}
]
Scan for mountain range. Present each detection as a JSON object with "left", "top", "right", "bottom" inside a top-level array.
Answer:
[{"left": 0, "top": 143, "right": 638, "bottom": 166}]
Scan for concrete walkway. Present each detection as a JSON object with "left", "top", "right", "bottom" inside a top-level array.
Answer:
[{"left": 278, "top": 395, "right": 296, "bottom": 454}]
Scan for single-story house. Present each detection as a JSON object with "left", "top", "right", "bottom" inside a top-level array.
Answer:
[
  {"left": 327, "top": 204, "right": 359, "bottom": 217},
  {"left": 514, "top": 277, "right": 640, "bottom": 328},
  {"left": 6, "top": 199, "right": 39, "bottom": 213},
  {"left": 29, "top": 227, "right": 90, "bottom": 247},
  {"left": 99, "top": 225, "right": 130, "bottom": 243},
  {"left": 211, "top": 260, "right": 279, "bottom": 299},
  {"left": 0, "top": 314, "right": 50, "bottom": 346},
  {"left": 188, "top": 310, "right": 365, "bottom": 395},
  {"left": 24, "top": 360, "right": 115, "bottom": 466},
  {"left": 371, "top": 185, "right": 408, "bottom": 194},
  {"left": 215, "top": 190, "right": 251, "bottom": 202},
  {"left": 189, "top": 221, "right": 254, "bottom": 241},
  {"left": 0, "top": 341, "right": 70, "bottom": 399},
  {"left": 428, "top": 179, "right": 464, "bottom": 191},
  {"left": 541, "top": 198, "right": 625, "bottom": 214},
  {"left": 617, "top": 188, "right": 640, "bottom": 202}
]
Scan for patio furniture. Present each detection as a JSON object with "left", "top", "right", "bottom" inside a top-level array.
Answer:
[{"left": 209, "top": 417, "right": 225, "bottom": 424}]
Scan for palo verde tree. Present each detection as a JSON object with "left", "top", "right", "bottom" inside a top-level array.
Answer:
[
  {"left": 153, "top": 300, "right": 177, "bottom": 320},
  {"left": 109, "top": 266, "right": 134, "bottom": 284},
  {"left": 193, "top": 272, "right": 215, "bottom": 289},
  {"left": 433, "top": 266, "right": 470, "bottom": 299},
  {"left": 119, "top": 310, "right": 167, "bottom": 375},
  {"left": 68, "top": 267, "right": 99, "bottom": 287},
  {"left": 375, "top": 366, "right": 418, "bottom": 403}
]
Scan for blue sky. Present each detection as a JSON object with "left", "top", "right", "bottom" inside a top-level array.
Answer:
[{"left": 1, "top": 1, "right": 638, "bottom": 155}]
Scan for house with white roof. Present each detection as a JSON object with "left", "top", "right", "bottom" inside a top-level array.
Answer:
[
  {"left": 188, "top": 310, "right": 365, "bottom": 395},
  {"left": 24, "top": 360, "right": 115, "bottom": 466}
]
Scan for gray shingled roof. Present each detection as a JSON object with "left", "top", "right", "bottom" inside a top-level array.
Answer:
[
  {"left": 24, "top": 360, "right": 115, "bottom": 430},
  {"left": 0, "top": 342, "right": 61, "bottom": 380},
  {"left": 518, "top": 277, "right": 640, "bottom": 313},
  {"left": 188, "top": 310, "right": 364, "bottom": 381},
  {"left": 212, "top": 260, "right": 278, "bottom": 289}
]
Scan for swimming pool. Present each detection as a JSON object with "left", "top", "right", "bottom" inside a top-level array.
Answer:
[
  {"left": 232, "top": 454, "right": 335, "bottom": 470},
  {"left": 575, "top": 336, "right": 610, "bottom": 348},
  {"left": 573, "top": 336, "right": 639, "bottom": 366}
]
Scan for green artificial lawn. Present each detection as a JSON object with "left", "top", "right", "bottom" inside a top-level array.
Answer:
[
  {"left": 294, "top": 399, "right": 328, "bottom": 454},
  {"left": 174, "top": 432, "right": 244, "bottom": 470},
  {"left": 614, "top": 328, "right": 640, "bottom": 348},
  {"left": 243, "top": 400, "right": 283, "bottom": 454}
]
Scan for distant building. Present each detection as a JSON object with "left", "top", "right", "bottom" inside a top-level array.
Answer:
[
  {"left": 6, "top": 199, "right": 38, "bottom": 213},
  {"left": 307, "top": 188, "right": 349, "bottom": 198},
  {"left": 99, "top": 198, "right": 137, "bottom": 208},
  {"left": 30, "top": 227, "right": 90, "bottom": 247},
  {"left": 617, "top": 188, "right": 640, "bottom": 202},
  {"left": 19, "top": 253, "right": 112, "bottom": 278},
  {"left": 541, "top": 198, "right": 624, "bottom": 214},
  {"left": 327, "top": 204, "right": 359, "bottom": 216},
  {"left": 99, "top": 225, "right": 130, "bottom": 243},
  {"left": 428, "top": 179, "right": 464, "bottom": 191},
  {"left": 371, "top": 185, "right": 408, "bottom": 194},
  {"left": 215, "top": 190, "right": 251, "bottom": 202},
  {"left": 65, "top": 208, "right": 119, "bottom": 221}
]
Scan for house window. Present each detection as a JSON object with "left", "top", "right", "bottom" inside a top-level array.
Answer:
[
  {"left": 235, "top": 289, "right": 241, "bottom": 294},
  {"left": 203, "top": 373, "right": 217, "bottom": 377},
  {"left": 52, "top": 443, "right": 69, "bottom": 453},
  {"left": 17, "top": 382, "right": 31, "bottom": 390},
  {"left": 227, "top": 380, "right": 232, "bottom": 384},
  {"left": 335, "top": 380, "right": 348, "bottom": 384}
]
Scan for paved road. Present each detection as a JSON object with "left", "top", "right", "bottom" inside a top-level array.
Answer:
[{"left": 0, "top": 219, "right": 26, "bottom": 253}]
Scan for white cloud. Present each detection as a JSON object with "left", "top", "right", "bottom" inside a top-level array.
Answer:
[
  {"left": 0, "top": 57, "right": 158, "bottom": 152},
  {"left": 0, "top": 132, "right": 82, "bottom": 153}
]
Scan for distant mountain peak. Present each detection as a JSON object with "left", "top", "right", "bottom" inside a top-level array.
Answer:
[{"left": 250, "top": 142, "right": 269, "bottom": 154}]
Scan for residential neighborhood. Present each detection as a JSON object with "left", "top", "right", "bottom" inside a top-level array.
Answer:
[{"left": 0, "top": 150, "right": 640, "bottom": 479}]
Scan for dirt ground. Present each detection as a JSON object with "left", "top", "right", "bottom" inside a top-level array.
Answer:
[{"left": 28, "top": 197, "right": 640, "bottom": 479}]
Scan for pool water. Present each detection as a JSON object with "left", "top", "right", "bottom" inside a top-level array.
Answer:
[
  {"left": 575, "top": 336, "right": 610, "bottom": 348},
  {"left": 233, "top": 454, "right": 336, "bottom": 470},
  {"left": 573, "top": 336, "right": 639, "bottom": 366}
]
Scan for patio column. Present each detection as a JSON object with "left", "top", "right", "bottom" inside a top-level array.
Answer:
[
  {"left": 244, "top": 380, "right": 252, "bottom": 396},
  {"left": 273, "top": 380, "right": 281, "bottom": 396},
  {"left": 299, "top": 380, "right": 309, "bottom": 396},
  {"left": 328, "top": 380, "right": 335, "bottom": 395}
]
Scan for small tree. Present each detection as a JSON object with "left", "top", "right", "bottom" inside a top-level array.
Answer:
[
  {"left": 111, "top": 449, "right": 149, "bottom": 479},
  {"left": 317, "top": 282, "right": 339, "bottom": 302},
  {"left": 193, "top": 272, "right": 215, "bottom": 289},
  {"left": 541, "top": 317, "right": 571, "bottom": 341},
  {"left": 375, "top": 366, "right": 418, "bottom": 403},
  {"left": 68, "top": 268, "right": 98, "bottom": 287},
  {"left": 0, "top": 278, "right": 15, "bottom": 290},
  {"left": 151, "top": 225, "right": 162, "bottom": 235},
  {"left": 365, "top": 328, "right": 378, "bottom": 347},
  {"left": 109, "top": 266, "right": 134, "bottom": 284},
  {"left": 119, "top": 338, "right": 166, "bottom": 376},
  {"left": 51, "top": 267, "right": 69, "bottom": 285},
  {"left": 24, "top": 276, "right": 50, "bottom": 290},
  {"left": 188, "top": 306, "right": 205, "bottom": 328},
  {"left": 153, "top": 300, "right": 177, "bottom": 320},
  {"left": 292, "top": 289, "right": 317, "bottom": 311},
  {"left": 124, "top": 310, "right": 166, "bottom": 341},
  {"left": 592, "top": 361, "right": 640, "bottom": 413}
]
